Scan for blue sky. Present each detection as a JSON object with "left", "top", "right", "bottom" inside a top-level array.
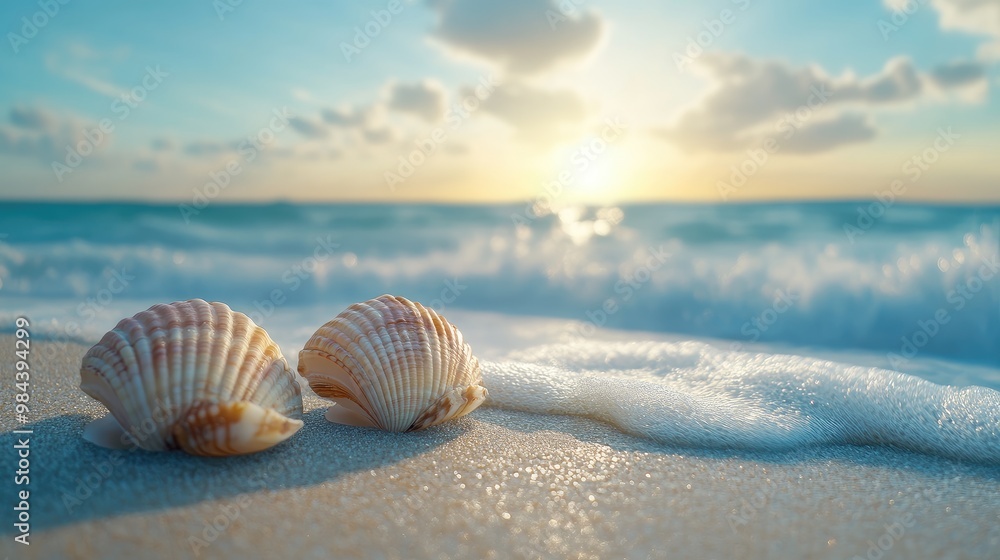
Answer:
[{"left": 1, "top": 0, "right": 998, "bottom": 202}]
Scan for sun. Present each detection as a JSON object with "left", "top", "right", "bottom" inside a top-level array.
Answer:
[
  {"left": 545, "top": 134, "right": 637, "bottom": 205},
  {"left": 576, "top": 156, "right": 615, "bottom": 197},
  {"left": 560, "top": 148, "right": 630, "bottom": 204}
]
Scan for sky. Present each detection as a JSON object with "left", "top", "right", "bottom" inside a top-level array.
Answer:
[{"left": 0, "top": 0, "right": 998, "bottom": 203}]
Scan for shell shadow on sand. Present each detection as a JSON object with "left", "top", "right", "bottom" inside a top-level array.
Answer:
[{"left": 0, "top": 405, "right": 468, "bottom": 535}]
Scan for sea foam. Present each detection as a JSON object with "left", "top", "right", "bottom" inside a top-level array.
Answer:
[{"left": 482, "top": 340, "right": 1000, "bottom": 463}]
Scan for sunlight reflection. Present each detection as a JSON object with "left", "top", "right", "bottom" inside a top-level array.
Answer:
[{"left": 556, "top": 206, "right": 626, "bottom": 246}]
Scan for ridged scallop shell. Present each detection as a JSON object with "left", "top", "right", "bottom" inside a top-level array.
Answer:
[
  {"left": 298, "top": 294, "right": 487, "bottom": 432},
  {"left": 79, "top": 299, "right": 303, "bottom": 456}
]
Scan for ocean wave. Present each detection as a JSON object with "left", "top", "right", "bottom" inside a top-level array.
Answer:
[
  {"left": 0, "top": 202, "right": 997, "bottom": 364},
  {"left": 483, "top": 340, "right": 1000, "bottom": 463}
]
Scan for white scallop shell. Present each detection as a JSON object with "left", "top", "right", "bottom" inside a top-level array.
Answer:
[
  {"left": 298, "top": 294, "right": 487, "bottom": 432},
  {"left": 79, "top": 299, "right": 304, "bottom": 456}
]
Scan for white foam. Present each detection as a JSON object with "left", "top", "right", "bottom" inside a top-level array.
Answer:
[{"left": 482, "top": 340, "right": 1000, "bottom": 463}]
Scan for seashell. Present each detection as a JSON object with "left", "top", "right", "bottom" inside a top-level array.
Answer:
[
  {"left": 79, "top": 299, "right": 304, "bottom": 456},
  {"left": 298, "top": 294, "right": 487, "bottom": 432}
]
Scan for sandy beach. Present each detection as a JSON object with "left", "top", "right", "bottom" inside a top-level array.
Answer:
[{"left": 1, "top": 335, "right": 999, "bottom": 560}]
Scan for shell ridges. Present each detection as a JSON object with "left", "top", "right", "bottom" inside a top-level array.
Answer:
[
  {"left": 79, "top": 299, "right": 303, "bottom": 456},
  {"left": 299, "top": 294, "right": 487, "bottom": 432}
]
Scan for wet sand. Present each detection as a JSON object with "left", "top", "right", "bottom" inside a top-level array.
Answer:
[{"left": 1, "top": 335, "right": 998, "bottom": 559}]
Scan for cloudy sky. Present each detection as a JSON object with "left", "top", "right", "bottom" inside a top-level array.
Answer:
[{"left": 1, "top": 0, "right": 998, "bottom": 203}]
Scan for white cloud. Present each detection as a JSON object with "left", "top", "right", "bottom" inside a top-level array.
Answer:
[
  {"left": 289, "top": 82, "right": 443, "bottom": 145},
  {"left": 285, "top": 101, "right": 401, "bottom": 147},
  {"left": 288, "top": 116, "right": 329, "bottom": 138},
  {"left": 0, "top": 105, "right": 99, "bottom": 163},
  {"left": 321, "top": 105, "right": 374, "bottom": 127},
  {"left": 9, "top": 105, "right": 56, "bottom": 130},
  {"left": 927, "top": 59, "right": 988, "bottom": 86},
  {"left": 426, "top": 0, "right": 605, "bottom": 74},
  {"left": 362, "top": 126, "right": 398, "bottom": 144},
  {"left": 387, "top": 80, "right": 447, "bottom": 122},
  {"left": 661, "top": 53, "right": 988, "bottom": 153},
  {"left": 299, "top": 103, "right": 395, "bottom": 145},
  {"left": 183, "top": 141, "right": 229, "bottom": 157},
  {"left": 150, "top": 137, "right": 176, "bottom": 151},
  {"left": 469, "top": 82, "right": 590, "bottom": 142},
  {"left": 44, "top": 42, "right": 131, "bottom": 98},
  {"left": 884, "top": 0, "right": 1000, "bottom": 58},
  {"left": 933, "top": 0, "right": 1000, "bottom": 59},
  {"left": 291, "top": 88, "right": 315, "bottom": 102},
  {"left": 132, "top": 158, "right": 159, "bottom": 172},
  {"left": 48, "top": 63, "right": 127, "bottom": 98},
  {"left": 781, "top": 113, "right": 877, "bottom": 153}
]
